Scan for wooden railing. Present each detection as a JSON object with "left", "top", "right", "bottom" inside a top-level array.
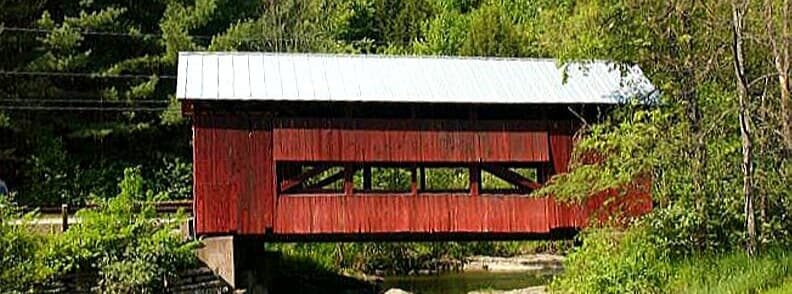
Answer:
[{"left": 28, "top": 200, "right": 193, "bottom": 214}]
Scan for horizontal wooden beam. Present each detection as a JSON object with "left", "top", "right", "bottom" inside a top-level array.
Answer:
[{"left": 273, "top": 118, "right": 550, "bottom": 163}]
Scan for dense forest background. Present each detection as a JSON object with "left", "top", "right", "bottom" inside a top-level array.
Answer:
[
  {"left": 1, "top": 0, "right": 589, "bottom": 206},
  {"left": 1, "top": 0, "right": 792, "bottom": 292}
]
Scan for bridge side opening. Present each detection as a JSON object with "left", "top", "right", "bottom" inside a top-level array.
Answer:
[{"left": 276, "top": 162, "right": 554, "bottom": 197}]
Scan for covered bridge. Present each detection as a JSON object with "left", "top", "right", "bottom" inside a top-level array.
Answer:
[{"left": 177, "top": 52, "right": 654, "bottom": 241}]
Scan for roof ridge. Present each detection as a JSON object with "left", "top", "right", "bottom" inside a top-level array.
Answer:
[
  {"left": 175, "top": 52, "right": 655, "bottom": 104},
  {"left": 177, "top": 51, "right": 618, "bottom": 64}
]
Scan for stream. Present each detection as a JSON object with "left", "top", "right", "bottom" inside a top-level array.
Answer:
[{"left": 380, "top": 270, "right": 558, "bottom": 294}]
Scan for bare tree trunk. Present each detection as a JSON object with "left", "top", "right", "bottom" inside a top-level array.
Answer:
[
  {"left": 731, "top": 0, "right": 757, "bottom": 257},
  {"left": 765, "top": 0, "right": 792, "bottom": 151},
  {"left": 759, "top": 83, "right": 769, "bottom": 236}
]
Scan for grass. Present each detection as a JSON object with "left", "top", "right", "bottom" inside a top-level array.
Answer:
[
  {"left": 551, "top": 227, "right": 792, "bottom": 294},
  {"left": 667, "top": 249, "right": 792, "bottom": 293},
  {"left": 763, "top": 277, "right": 792, "bottom": 294}
]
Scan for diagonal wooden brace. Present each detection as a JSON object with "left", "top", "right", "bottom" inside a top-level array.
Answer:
[
  {"left": 481, "top": 164, "right": 543, "bottom": 191},
  {"left": 280, "top": 165, "right": 332, "bottom": 192},
  {"left": 303, "top": 166, "right": 361, "bottom": 190}
]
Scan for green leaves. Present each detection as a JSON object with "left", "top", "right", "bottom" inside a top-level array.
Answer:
[
  {"left": 50, "top": 167, "right": 196, "bottom": 293},
  {"left": 460, "top": 2, "right": 527, "bottom": 57},
  {"left": 538, "top": 106, "right": 675, "bottom": 202},
  {"left": 160, "top": 0, "right": 218, "bottom": 63},
  {"left": 0, "top": 197, "right": 54, "bottom": 291},
  {"left": 550, "top": 226, "right": 671, "bottom": 294}
]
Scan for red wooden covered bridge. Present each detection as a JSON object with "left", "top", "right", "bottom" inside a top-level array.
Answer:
[{"left": 176, "top": 52, "right": 654, "bottom": 242}]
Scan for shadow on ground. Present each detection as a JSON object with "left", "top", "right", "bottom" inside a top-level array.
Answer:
[{"left": 249, "top": 251, "right": 379, "bottom": 294}]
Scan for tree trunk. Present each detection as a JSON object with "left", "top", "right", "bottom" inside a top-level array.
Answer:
[
  {"left": 765, "top": 0, "right": 792, "bottom": 151},
  {"left": 731, "top": 0, "right": 757, "bottom": 257}
]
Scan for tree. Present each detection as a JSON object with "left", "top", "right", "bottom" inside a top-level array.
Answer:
[
  {"left": 763, "top": 0, "right": 792, "bottom": 151},
  {"left": 730, "top": 0, "right": 757, "bottom": 256}
]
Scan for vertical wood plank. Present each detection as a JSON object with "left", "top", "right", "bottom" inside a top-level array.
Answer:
[
  {"left": 410, "top": 166, "right": 418, "bottom": 196},
  {"left": 363, "top": 166, "right": 372, "bottom": 191},
  {"left": 470, "top": 165, "right": 480, "bottom": 197},
  {"left": 240, "top": 118, "right": 273, "bottom": 234},
  {"left": 343, "top": 165, "right": 354, "bottom": 196},
  {"left": 419, "top": 167, "right": 426, "bottom": 191}
]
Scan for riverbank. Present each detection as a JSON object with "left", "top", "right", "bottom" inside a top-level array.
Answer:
[
  {"left": 552, "top": 228, "right": 792, "bottom": 293},
  {"left": 379, "top": 254, "right": 563, "bottom": 294},
  {"left": 469, "top": 286, "right": 547, "bottom": 294},
  {"left": 464, "top": 254, "right": 563, "bottom": 273}
]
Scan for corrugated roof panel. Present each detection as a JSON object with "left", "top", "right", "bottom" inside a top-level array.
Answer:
[
  {"left": 232, "top": 55, "right": 250, "bottom": 99},
  {"left": 292, "top": 55, "right": 313, "bottom": 100},
  {"left": 200, "top": 55, "right": 218, "bottom": 99},
  {"left": 184, "top": 54, "right": 203, "bottom": 99},
  {"left": 445, "top": 59, "right": 464, "bottom": 100},
  {"left": 410, "top": 59, "right": 433, "bottom": 101},
  {"left": 423, "top": 58, "right": 442, "bottom": 101},
  {"left": 463, "top": 60, "right": 485, "bottom": 101},
  {"left": 217, "top": 55, "right": 235, "bottom": 98},
  {"left": 278, "top": 55, "right": 299, "bottom": 100},
  {"left": 443, "top": 58, "right": 467, "bottom": 102},
  {"left": 324, "top": 56, "right": 341, "bottom": 100},
  {"left": 176, "top": 52, "right": 655, "bottom": 104},
  {"left": 261, "top": 54, "right": 281, "bottom": 99},
  {"left": 379, "top": 58, "right": 397, "bottom": 101},
  {"left": 176, "top": 54, "right": 188, "bottom": 98},
  {"left": 338, "top": 55, "right": 359, "bottom": 99},
  {"left": 248, "top": 54, "right": 265, "bottom": 98}
]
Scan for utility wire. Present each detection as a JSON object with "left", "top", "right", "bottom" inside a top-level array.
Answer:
[
  {"left": 0, "top": 26, "right": 199, "bottom": 39},
  {"left": 0, "top": 70, "right": 175, "bottom": 79},
  {"left": 1, "top": 98, "right": 169, "bottom": 104},
  {"left": 0, "top": 25, "right": 321, "bottom": 80},
  {"left": 0, "top": 26, "right": 317, "bottom": 43},
  {"left": 0, "top": 105, "right": 176, "bottom": 112}
]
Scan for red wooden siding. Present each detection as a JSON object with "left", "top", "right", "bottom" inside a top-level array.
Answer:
[
  {"left": 193, "top": 115, "right": 274, "bottom": 235},
  {"left": 238, "top": 119, "right": 275, "bottom": 234},
  {"left": 194, "top": 115, "right": 241, "bottom": 234},
  {"left": 273, "top": 188, "right": 651, "bottom": 235},
  {"left": 193, "top": 114, "right": 651, "bottom": 236},
  {"left": 549, "top": 121, "right": 575, "bottom": 173},
  {"left": 274, "top": 195, "right": 551, "bottom": 234},
  {"left": 272, "top": 119, "right": 549, "bottom": 163}
]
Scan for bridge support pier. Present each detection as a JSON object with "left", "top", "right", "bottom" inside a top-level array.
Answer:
[{"left": 197, "top": 235, "right": 273, "bottom": 293}]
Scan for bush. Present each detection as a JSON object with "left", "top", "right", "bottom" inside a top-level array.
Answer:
[
  {"left": 0, "top": 167, "right": 196, "bottom": 293},
  {"left": 49, "top": 167, "right": 197, "bottom": 293},
  {"left": 0, "top": 195, "right": 54, "bottom": 291},
  {"left": 551, "top": 226, "right": 670, "bottom": 293}
]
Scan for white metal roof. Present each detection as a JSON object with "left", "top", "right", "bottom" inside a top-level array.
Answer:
[{"left": 176, "top": 52, "right": 654, "bottom": 104}]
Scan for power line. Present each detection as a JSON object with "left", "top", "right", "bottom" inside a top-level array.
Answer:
[
  {"left": 0, "top": 26, "right": 194, "bottom": 39},
  {"left": 0, "top": 106, "right": 175, "bottom": 112},
  {"left": 1, "top": 98, "right": 169, "bottom": 104},
  {"left": 0, "top": 70, "right": 175, "bottom": 79},
  {"left": 0, "top": 26, "right": 318, "bottom": 44}
]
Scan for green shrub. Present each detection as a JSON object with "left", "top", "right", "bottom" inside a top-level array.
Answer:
[
  {"left": 150, "top": 156, "right": 192, "bottom": 200},
  {"left": 0, "top": 195, "right": 55, "bottom": 291},
  {"left": 551, "top": 226, "right": 670, "bottom": 293},
  {"left": 48, "top": 167, "right": 197, "bottom": 293}
]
